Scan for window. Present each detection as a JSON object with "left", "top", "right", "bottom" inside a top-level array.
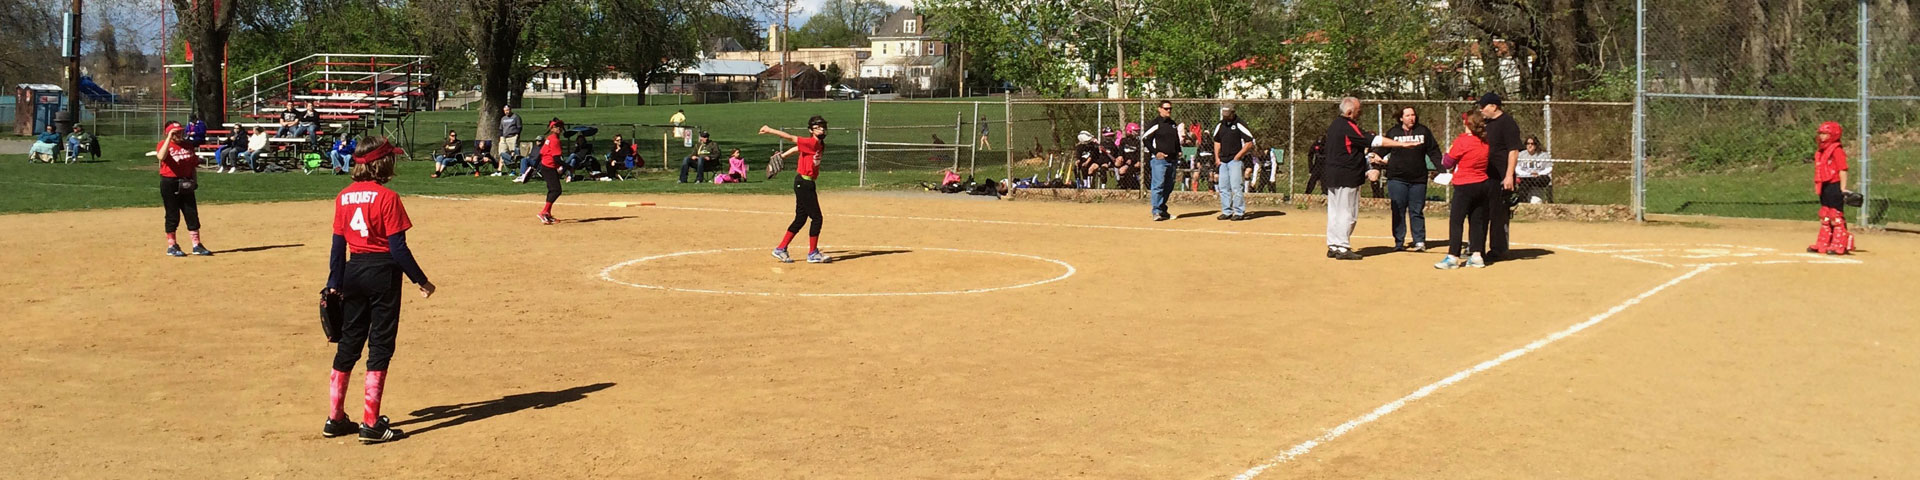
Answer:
[
  {"left": 881, "top": 44, "right": 888, "bottom": 55},
  {"left": 927, "top": 43, "right": 936, "bottom": 56},
  {"left": 904, "top": 19, "right": 917, "bottom": 34}
]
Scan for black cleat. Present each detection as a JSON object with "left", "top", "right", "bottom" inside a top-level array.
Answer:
[
  {"left": 1231, "top": 214, "right": 1245, "bottom": 221},
  {"left": 1216, "top": 214, "right": 1231, "bottom": 220},
  {"left": 166, "top": 245, "right": 187, "bottom": 257},
  {"left": 1330, "top": 249, "right": 1363, "bottom": 261},
  {"left": 191, "top": 245, "right": 214, "bottom": 256},
  {"left": 358, "top": 416, "right": 406, "bottom": 444},
  {"left": 322, "top": 417, "right": 358, "bottom": 438}
]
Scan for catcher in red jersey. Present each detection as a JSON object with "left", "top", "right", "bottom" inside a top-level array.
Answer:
[{"left": 320, "top": 136, "right": 435, "bottom": 444}]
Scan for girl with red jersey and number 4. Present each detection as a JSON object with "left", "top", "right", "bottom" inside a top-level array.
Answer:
[
  {"left": 321, "top": 136, "right": 436, "bottom": 444},
  {"left": 1810, "top": 121, "right": 1855, "bottom": 255},
  {"left": 759, "top": 116, "right": 831, "bottom": 264}
]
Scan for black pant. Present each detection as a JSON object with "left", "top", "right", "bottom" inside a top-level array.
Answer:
[
  {"left": 160, "top": 177, "right": 201, "bottom": 233},
  {"left": 788, "top": 177, "right": 822, "bottom": 236},
  {"left": 539, "top": 164, "right": 562, "bottom": 203},
  {"left": 334, "top": 253, "right": 402, "bottom": 372},
  {"left": 1489, "top": 184, "right": 1512, "bottom": 255},
  {"left": 1448, "top": 181, "right": 1493, "bottom": 257}
]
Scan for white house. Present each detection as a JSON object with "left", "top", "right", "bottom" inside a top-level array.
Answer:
[{"left": 858, "top": 8, "right": 949, "bottom": 88}]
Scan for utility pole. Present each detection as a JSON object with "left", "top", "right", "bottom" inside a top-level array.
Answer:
[
  {"left": 780, "top": 0, "right": 791, "bottom": 102},
  {"left": 56, "top": 0, "right": 83, "bottom": 136}
]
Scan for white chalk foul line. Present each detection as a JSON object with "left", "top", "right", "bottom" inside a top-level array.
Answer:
[
  {"left": 1230, "top": 263, "right": 1719, "bottom": 480},
  {"left": 598, "top": 246, "right": 1077, "bottom": 297}
]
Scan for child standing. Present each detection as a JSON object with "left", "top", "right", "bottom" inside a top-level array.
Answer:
[
  {"left": 759, "top": 116, "right": 831, "bottom": 264},
  {"left": 1810, "top": 121, "right": 1854, "bottom": 255}
]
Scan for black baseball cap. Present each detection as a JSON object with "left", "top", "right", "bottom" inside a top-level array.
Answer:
[{"left": 1476, "top": 92, "right": 1504, "bottom": 107}]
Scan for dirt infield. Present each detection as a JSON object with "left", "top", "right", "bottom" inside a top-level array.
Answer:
[{"left": 4, "top": 191, "right": 1917, "bottom": 479}]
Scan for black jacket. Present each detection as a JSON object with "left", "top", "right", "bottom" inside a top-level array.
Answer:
[
  {"left": 1322, "top": 116, "right": 1376, "bottom": 189},
  {"left": 1142, "top": 116, "right": 1182, "bottom": 156},
  {"left": 1374, "top": 123, "right": 1440, "bottom": 183},
  {"left": 1212, "top": 119, "right": 1256, "bottom": 160}
]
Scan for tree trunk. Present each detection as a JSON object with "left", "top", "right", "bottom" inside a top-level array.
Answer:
[
  {"left": 190, "top": 28, "right": 230, "bottom": 125},
  {"left": 473, "top": 0, "right": 525, "bottom": 140}
]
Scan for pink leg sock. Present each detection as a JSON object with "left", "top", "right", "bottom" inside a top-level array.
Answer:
[
  {"left": 362, "top": 370, "right": 387, "bottom": 425},
  {"left": 778, "top": 231, "right": 796, "bottom": 249},
  {"left": 808, "top": 236, "right": 819, "bottom": 252},
  {"left": 166, "top": 232, "right": 177, "bottom": 247},
  {"left": 188, "top": 231, "right": 202, "bottom": 246},
  {"left": 328, "top": 370, "right": 350, "bottom": 421}
]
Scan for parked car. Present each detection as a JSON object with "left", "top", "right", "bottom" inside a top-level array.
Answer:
[
  {"left": 870, "top": 83, "right": 895, "bottom": 95},
  {"left": 828, "top": 84, "right": 864, "bottom": 100}
]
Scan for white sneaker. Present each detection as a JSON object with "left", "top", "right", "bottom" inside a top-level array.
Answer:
[
  {"left": 1466, "top": 253, "right": 1487, "bottom": 268},
  {"left": 1433, "top": 255, "right": 1461, "bottom": 270}
]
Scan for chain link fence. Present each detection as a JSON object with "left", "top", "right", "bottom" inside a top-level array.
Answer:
[
  {"left": 1639, "top": 0, "right": 1920, "bottom": 226},
  {"left": 867, "top": 98, "right": 1631, "bottom": 206}
]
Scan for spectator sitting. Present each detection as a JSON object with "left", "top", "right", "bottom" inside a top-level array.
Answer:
[
  {"left": 277, "top": 104, "right": 301, "bottom": 138},
  {"left": 31, "top": 124, "right": 60, "bottom": 163},
  {"left": 329, "top": 134, "right": 357, "bottom": 175},
  {"left": 470, "top": 139, "right": 502, "bottom": 176},
  {"left": 714, "top": 149, "right": 750, "bottom": 184},
  {"left": 296, "top": 102, "right": 320, "bottom": 143},
  {"left": 604, "top": 135, "right": 632, "bottom": 179},
  {"left": 432, "top": 130, "right": 465, "bottom": 178},
  {"left": 212, "top": 129, "right": 247, "bottom": 173},
  {"left": 679, "top": 131, "right": 715, "bottom": 183},
  {"left": 1516, "top": 135, "right": 1553, "bottom": 203},
  {"left": 566, "top": 130, "right": 600, "bottom": 180},
  {"left": 65, "top": 125, "right": 95, "bottom": 163},
  {"left": 237, "top": 127, "right": 270, "bottom": 173},
  {"left": 185, "top": 114, "right": 208, "bottom": 148}
]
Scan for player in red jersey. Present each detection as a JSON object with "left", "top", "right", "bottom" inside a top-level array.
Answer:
[
  {"left": 320, "top": 136, "right": 436, "bottom": 444},
  {"left": 156, "top": 124, "right": 213, "bottom": 257},
  {"left": 1809, "top": 121, "right": 1855, "bottom": 255},
  {"left": 536, "top": 119, "right": 565, "bottom": 224},
  {"left": 759, "top": 115, "right": 831, "bottom": 263}
]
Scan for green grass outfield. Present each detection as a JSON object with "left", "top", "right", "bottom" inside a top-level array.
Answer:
[{"left": 0, "top": 99, "right": 1026, "bottom": 214}]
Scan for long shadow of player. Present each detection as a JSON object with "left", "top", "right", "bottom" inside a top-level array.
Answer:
[
  {"left": 393, "top": 382, "right": 615, "bottom": 437},
  {"left": 826, "top": 249, "right": 909, "bottom": 263}
]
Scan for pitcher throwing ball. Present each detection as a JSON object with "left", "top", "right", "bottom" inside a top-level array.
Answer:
[
  {"left": 759, "top": 116, "right": 832, "bottom": 264},
  {"left": 321, "top": 137, "right": 436, "bottom": 444}
]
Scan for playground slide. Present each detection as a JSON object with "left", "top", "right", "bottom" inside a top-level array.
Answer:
[{"left": 78, "top": 76, "right": 118, "bottom": 103}]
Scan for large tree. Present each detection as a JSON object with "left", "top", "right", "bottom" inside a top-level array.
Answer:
[
  {"left": 472, "top": 0, "right": 549, "bottom": 140},
  {"left": 171, "top": 0, "right": 239, "bottom": 124},
  {"left": 789, "top": 0, "right": 887, "bottom": 48}
]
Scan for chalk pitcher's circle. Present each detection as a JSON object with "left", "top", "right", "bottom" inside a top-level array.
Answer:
[{"left": 599, "top": 246, "right": 1077, "bottom": 297}]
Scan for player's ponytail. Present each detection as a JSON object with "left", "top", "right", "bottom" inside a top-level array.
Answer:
[{"left": 350, "top": 136, "right": 399, "bottom": 184}]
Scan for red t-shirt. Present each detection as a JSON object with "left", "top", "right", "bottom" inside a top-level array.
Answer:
[
  {"left": 795, "top": 136, "right": 823, "bottom": 178},
  {"left": 1815, "top": 143, "right": 1848, "bottom": 184},
  {"left": 540, "top": 133, "right": 563, "bottom": 169},
  {"left": 1444, "top": 133, "right": 1490, "bottom": 186},
  {"left": 159, "top": 143, "right": 199, "bottom": 178},
  {"left": 333, "top": 181, "right": 413, "bottom": 254}
]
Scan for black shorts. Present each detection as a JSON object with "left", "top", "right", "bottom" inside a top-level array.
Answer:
[{"left": 1820, "top": 182, "right": 1845, "bottom": 211}]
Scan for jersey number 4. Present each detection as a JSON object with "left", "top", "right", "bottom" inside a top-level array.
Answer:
[{"left": 350, "top": 208, "right": 370, "bottom": 238}]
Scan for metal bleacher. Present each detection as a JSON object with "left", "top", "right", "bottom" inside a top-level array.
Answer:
[{"left": 209, "top": 54, "right": 431, "bottom": 170}]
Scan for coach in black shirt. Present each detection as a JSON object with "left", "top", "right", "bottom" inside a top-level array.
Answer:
[
  {"left": 1324, "top": 97, "right": 1423, "bottom": 260},
  {"left": 1478, "top": 92, "right": 1523, "bottom": 260},
  {"left": 1141, "top": 100, "right": 1183, "bottom": 221}
]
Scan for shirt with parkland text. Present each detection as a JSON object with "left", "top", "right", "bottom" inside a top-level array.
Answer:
[
  {"left": 796, "top": 136, "right": 823, "bottom": 178},
  {"left": 334, "top": 181, "right": 413, "bottom": 254}
]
